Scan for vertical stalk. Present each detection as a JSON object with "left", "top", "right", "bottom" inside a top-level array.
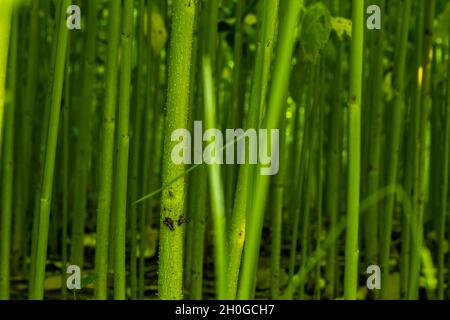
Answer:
[
  {"left": 61, "top": 48, "right": 71, "bottom": 299},
  {"left": 364, "top": 0, "right": 384, "bottom": 269},
  {"left": 202, "top": 56, "right": 228, "bottom": 299},
  {"left": 380, "top": 0, "right": 410, "bottom": 299},
  {"left": 94, "top": 0, "right": 121, "bottom": 300},
  {"left": 325, "top": 17, "right": 344, "bottom": 298},
  {"left": 227, "top": 0, "right": 280, "bottom": 299},
  {"left": 237, "top": 0, "right": 303, "bottom": 299},
  {"left": 113, "top": 0, "right": 134, "bottom": 300},
  {"left": 344, "top": 0, "right": 364, "bottom": 300},
  {"left": 408, "top": 0, "right": 435, "bottom": 300},
  {"left": 0, "top": 6, "right": 17, "bottom": 300},
  {"left": 158, "top": 0, "right": 196, "bottom": 300},
  {"left": 30, "top": 0, "right": 71, "bottom": 299},
  {"left": 71, "top": 0, "right": 98, "bottom": 268},
  {"left": 13, "top": 0, "right": 40, "bottom": 274},
  {"left": 129, "top": 0, "right": 147, "bottom": 300},
  {"left": 270, "top": 116, "right": 285, "bottom": 299}
]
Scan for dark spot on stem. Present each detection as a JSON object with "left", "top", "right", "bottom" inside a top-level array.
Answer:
[{"left": 163, "top": 217, "right": 174, "bottom": 231}]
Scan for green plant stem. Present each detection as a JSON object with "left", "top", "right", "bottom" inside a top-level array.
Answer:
[
  {"left": 94, "top": 0, "right": 121, "bottom": 300},
  {"left": 13, "top": 0, "right": 39, "bottom": 275},
  {"left": 270, "top": 116, "right": 285, "bottom": 300},
  {"left": 158, "top": 0, "right": 196, "bottom": 300},
  {"left": 128, "top": 0, "right": 147, "bottom": 300},
  {"left": 407, "top": 0, "right": 435, "bottom": 300},
  {"left": 113, "top": 0, "right": 134, "bottom": 300},
  {"left": 380, "top": 0, "right": 411, "bottom": 299},
  {"left": 227, "top": 0, "right": 280, "bottom": 299},
  {"left": 364, "top": 0, "right": 383, "bottom": 269},
  {"left": 0, "top": 7, "right": 17, "bottom": 300},
  {"left": 202, "top": 56, "right": 228, "bottom": 299},
  {"left": 71, "top": 0, "right": 98, "bottom": 269},
  {"left": 325, "top": 29, "right": 344, "bottom": 299},
  {"left": 30, "top": 0, "right": 71, "bottom": 299},
  {"left": 344, "top": 0, "right": 364, "bottom": 300},
  {"left": 237, "top": 0, "right": 303, "bottom": 299},
  {"left": 61, "top": 49, "right": 70, "bottom": 299}
]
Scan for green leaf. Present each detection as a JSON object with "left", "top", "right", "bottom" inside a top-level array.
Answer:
[
  {"left": 330, "top": 16, "right": 352, "bottom": 40},
  {"left": 300, "top": 2, "right": 332, "bottom": 62}
]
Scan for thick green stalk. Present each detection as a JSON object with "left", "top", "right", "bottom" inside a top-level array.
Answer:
[
  {"left": 237, "top": 0, "right": 303, "bottom": 299},
  {"left": 0, "top": 7, "right": 17, "bottom": 299},
  {"left": 94, "top": 0, "right": 121, "bottom": 300},
  {"left": 158, "top": 0, "right": 196, "bottom": 300},
  {"left": 30, "top": 0, "right": 71, "bottom": 299},
  {"left": 380, "top": 0, "right": 410, "bottom": 299},
  {"left": 113, "top": 0, "right": 134, "bottom": 300},
  {"left": 344, "top": 0, "right": 364, "bottom": 300}
]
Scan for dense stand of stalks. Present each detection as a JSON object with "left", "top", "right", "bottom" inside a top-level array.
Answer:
[{"left": 2, "top": 0, "right": 450, "bottom": 301}]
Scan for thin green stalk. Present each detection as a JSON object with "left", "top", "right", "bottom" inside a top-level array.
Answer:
[
  {"left": 237, "top": 0, "right": 303, "bottom": 299},
  {"left": 30, "top": 0, "right": 71, "bottom": 299},
  {"left": 61, "top": 48, "right": 70, "bottom": 299},
  {"left": 94, "top": 0, "right": 122, "bottom": 300},
  {"left": 408, "top": 0, "right": 435, "bottom": 300},
  {"left": 158, "top": 0, "right": 196, "bottom": 300},
  {"left": 380, "top": 0, "right": 411, "bottom": 299},
  {"left": 13, "top": 0, "right": 39, "bottom": 275},
  {"left": 270, "top": 116, "right": 285, "bottom": 299},
  {"left": 138, "top": 1, "right": 155, "bottom": 299},
  {"left": 344, "top": 0, "right": 364, "bottom": 300},
  {"left": 299, "top": 65, "right": 320, "bottom": 299},
  {"left": 364, "top": 0, "right": 384, "bottom": 268},
  {"left": 325, "top": 29, "right": 344, "bottom": 299},
  {"left": 402, "top": 0, "right": 424, "bottom": 299},
  {"left": 315, "top": 60, "right": 325, "bottom": 300},
  {"left": 129, "top": 0, "right": 147, "bottom": 300},
  {"left": 202, "top": 56, "right": 228, "bottom": 299},
  {"left": 113, "top": 0, "right": 134, "bottom": 300},
  {"left": 227, "top": 0, "right": 280, "bottom": 299},
  {"left": 71, "top": 0, "right": 98, "bottom": 268}
]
